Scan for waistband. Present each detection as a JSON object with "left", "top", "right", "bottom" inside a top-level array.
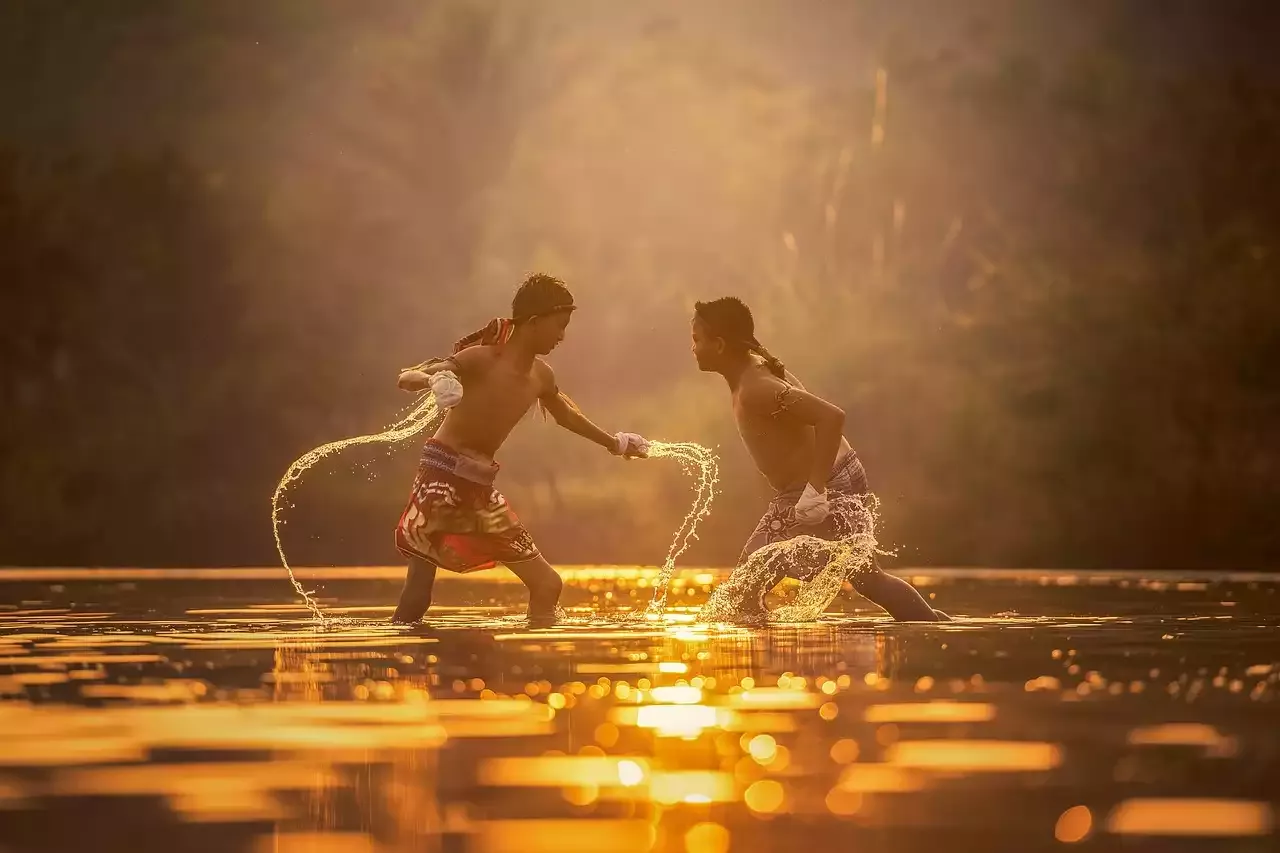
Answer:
[
  {"left": 420, "top": 439, "right": 500, "bottom": 486},
  {"left": 774, "top": 449, "right": 859, "bottom": 501}
]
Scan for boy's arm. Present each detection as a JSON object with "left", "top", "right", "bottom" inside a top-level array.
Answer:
[
  {"left": 742, "top": 375, "right": 845, "bottom": 492},
  {"left": 397, "top": 348, "right": 483, "bottom": 392},
  {"left": 537, "top": 362, "right": 648, "bottom": 457}
]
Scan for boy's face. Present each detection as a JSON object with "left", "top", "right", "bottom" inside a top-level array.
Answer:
[
  {"left": 691, "top": 316, "right": 726, "bottom": 372},
  {"left": 527, "top": 310, "right": 572, "bottom": 355}
]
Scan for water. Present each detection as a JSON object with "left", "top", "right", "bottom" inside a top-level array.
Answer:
[
  {"left": 700, "top": 492, "right": 884, "bottom": 624},
  {"left": 271, "top": 392, "right": 442, "bottom": 620},
  {"left": 269, "top": 390, "right": 719, "bottom": 623},
  {"left": 2, "top": 566, "right": 1279, "bottom": 853}
]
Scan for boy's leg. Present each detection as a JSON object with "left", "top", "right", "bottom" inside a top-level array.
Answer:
[
  {"left": 504, "top": 553, "right": 564, "bottom": 620},
  {"left": 392, "top": 556, "right": 438, "bottom": 623},
  {"left": 846, "top": 554, "right": 949, "bottom": 622}
]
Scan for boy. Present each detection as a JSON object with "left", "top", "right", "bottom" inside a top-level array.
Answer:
[
  {"left": 392, "top": 274, "right": 649, "bottom": 624},
  {"left": 690, "top": 296, "right": 946, "bottom": 621}
]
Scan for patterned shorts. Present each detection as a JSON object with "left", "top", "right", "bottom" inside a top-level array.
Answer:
[
  {"left": 394, "top": 440, "right": 539, "bottom": 573},
  {"left": 739, "top": 451, "right": 870, "bottom": 577}
]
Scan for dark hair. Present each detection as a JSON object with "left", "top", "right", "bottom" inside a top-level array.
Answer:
[
  {"left": 694, "top": 297, "right": 786, "bottom": 379},
  {"left": 512, "top": 273, "right": 575, "bottom": 322}
]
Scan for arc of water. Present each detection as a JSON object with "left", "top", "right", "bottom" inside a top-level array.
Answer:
[
  {"left": 272, "top": 397, "right": 719, "bottom": 624},
  {"left": 271, "top": 394, "right": 440, "bottom": 623}
]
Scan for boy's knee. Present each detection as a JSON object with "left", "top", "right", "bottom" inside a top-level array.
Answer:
[
  {"left": 538, "top": 572, "right": 564, "bottom": 599},
  {"left": 522, "top": 566, "right": 562, "bottom": 600},
  {"left": 849, "top": 566, "right": 888, "bottom": 593}
]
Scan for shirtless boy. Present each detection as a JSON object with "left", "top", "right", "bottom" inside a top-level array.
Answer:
[
  {"left": 391, "top": 274, "right": 649, "bottom": 624},
  {"left": 690, "top": 297, "right": 946, "bottom": 622}
]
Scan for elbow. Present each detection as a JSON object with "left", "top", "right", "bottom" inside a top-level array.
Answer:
[
  {"left": 819, "top": 406, "right": 846, "bottom": 434},
  {"left": 543, "top": 404, "right": 568, "bottom": 427}
]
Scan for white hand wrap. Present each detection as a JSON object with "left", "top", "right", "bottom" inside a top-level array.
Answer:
[
  {"left": 794, "top": 483, "right": 830, "bottom": 525},
  {"left": 429, "top": 371, "right": 464, "bottom": 409},
  {"left": 613, "top": 432, "right": 651, "bottom": 458}
]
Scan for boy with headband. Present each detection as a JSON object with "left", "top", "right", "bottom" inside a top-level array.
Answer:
[{"left": 392, "top": 273, "right": 650, "bottom": 624}]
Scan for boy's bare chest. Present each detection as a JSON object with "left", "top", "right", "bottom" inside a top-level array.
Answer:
[{"left": 468, "top": 366, "right": 542, "bottom": 413}]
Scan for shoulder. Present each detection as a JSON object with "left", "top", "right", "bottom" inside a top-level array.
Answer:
[
  {"left": 533, "top": 357, "right": 558, "bottom": 395},
  {"left": 453, "top": 345, "right": 497, "bottom": 373},
  {"left": 738, "top": 368, "right": 792, "bottom": 412}
]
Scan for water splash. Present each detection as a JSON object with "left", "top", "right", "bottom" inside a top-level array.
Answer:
[
  {"left": 271, "top": 393, "right": 441, "bottom": 623},
  {"left": 272, "top": 398, "right": 719, "bottom": 625},
  {"left": 645, "top": 442, "right": 719, "bottom": 616},
  {"left": 699, "top": 491, "right": 886, "bottom": 624}
]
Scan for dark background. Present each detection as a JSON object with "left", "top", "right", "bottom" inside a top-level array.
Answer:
[{"left": 3, "top": 0, "right": 1279, "bottom": 571}]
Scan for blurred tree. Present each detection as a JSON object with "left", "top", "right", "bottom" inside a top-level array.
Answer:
[{"left": 2, "top": 1, "right": 1279, "bottom": 571}]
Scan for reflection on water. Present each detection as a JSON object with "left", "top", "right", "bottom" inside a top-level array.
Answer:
[{"left": 1, "top": 566, "right": 1279, "bottom": 852}]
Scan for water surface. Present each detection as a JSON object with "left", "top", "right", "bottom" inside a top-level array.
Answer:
[{"left": 1, "top": 567, "right": 1277, "bottom": 852}]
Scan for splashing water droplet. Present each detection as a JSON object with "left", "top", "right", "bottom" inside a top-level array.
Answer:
[
  {"left": 645, "top": 442, "right": 719, "bottom": 616},
  {"left": 699, "top": 492, "right": 888, "bottom": 624},
  {"left": 272, "top": 398, "right": 719, "bottom": 625},
  {"left": 271, "top": 393, "right": 442, "bottom": 625}
]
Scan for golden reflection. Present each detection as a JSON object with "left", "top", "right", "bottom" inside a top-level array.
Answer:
[
  {"left": 734, "top": 755, "right": 766, "bottom": 785},
  {"left": 864, "top": 702, "right": 997, "bottom": 723},
  {"left": 684, "top": 822, "right": 731, "bottom": 853},
  {"left": 0, "top": 654, "right": 163, "bottom": 665},
  {"left": 618, "top": 759, "right": 645, "bottom": 787},
  {"left": 1055, "top": 805, "right": 1093, "bottom": 843},
  {"left": 649, "top": 685, "right": 703, "bottom": 704},
  {"left": 744, "top": 779, "right": 785, "bottom": 814},
  {"left": 633, "top": 704, "right": 719, "bottom": 737},
  {"left": 594, "top": 722, "right": 620, "bottom": 747},
  {"left": 0, "top": 737, "right": 145, "bottom": 767},
  {"left": 886, "top": 740, "right": 1063, "bottom": 772},
  {"left": 1107, "top": 799, "right": 1274, "bottom": 837},
  {"left": 837, "top": 764, "right": 926, "bottom": 793},
  {"left": 256, "top": 834, "right": 378, "bottom": 853},
  {"left": 575, "top": 663, "right": 654, "bottom": 674},
  {"left": 11, "top": 672, "right": 69, "bottom": 685},
  {"left": 825, "top": 786, "right": 863, "bottom": 816},
  {"left": 7, "top": 566, "right": 1280, "bottom": 847},
  {"left": 561, "top": 784, "right": 599, "bottom": 806},
  {"left": 727, "top": 688, "right": 822, "bottom": 710},
  {"left": 81, "top": 681, "right": 208, "bottom": 702},
  {"left": 475, "top": 819, "right": 653, "bottom": 853},
  {"left": 1127, "top": 723, "right": 1237, "bottom": 756},
  {"left": 55, "top": 761, "right": 335, "bottom": 796},
  {"left": 174, "top": 786, "right": 284, "bottom": 822},
  {"left": 478, "top": 756, "right": 649, "bottom": 788},
  {"left": 830, "top": 738, "right": 860, "bottom": 764},
  {"left": 651, "top": 771, "right": 735, "bottom": 804},
  {"left": 717, "top": 712, "right": 796, "bottom": 733},
  {"left": 747, "top": 734, "right": 777, "bottom": 763}
]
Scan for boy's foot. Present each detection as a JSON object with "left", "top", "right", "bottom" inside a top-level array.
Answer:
[{"left": 932, "top": 609, "right": 953, "bottom": 621}]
